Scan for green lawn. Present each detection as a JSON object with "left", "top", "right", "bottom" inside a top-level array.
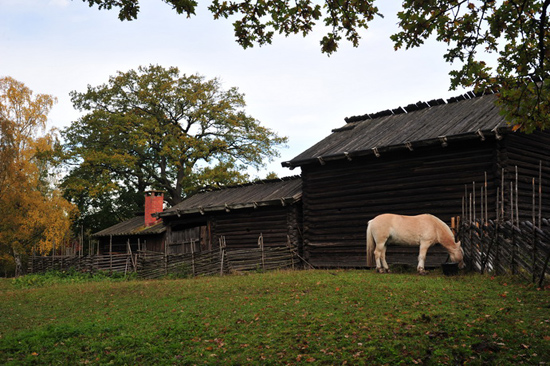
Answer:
[{"left": 1, "top": 270, "right": 549, "bottom": 365}]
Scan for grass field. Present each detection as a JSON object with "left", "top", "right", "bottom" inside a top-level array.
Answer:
[{"left": 1, "top": 269, "right": 549, "bottom": 365}]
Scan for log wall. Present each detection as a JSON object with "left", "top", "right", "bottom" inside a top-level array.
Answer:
[
  {"left": 499, "top": 131, "right": 550, "bottom": 220},
  {"left": 97, "top": 234, "right": 164, "bottom": 254},
  {"left": 165, "top": 205, "right": 303, "bottom": 255},
  {"left": 211, "top": 205, "right": 302, "bottom": 250},
  {"left": 301, "top": 140, "right": 498, "bottom": 267}
]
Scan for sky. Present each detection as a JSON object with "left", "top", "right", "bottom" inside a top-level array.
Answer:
[{"left": 1, "top": 0, "right": 470, "bottom": 178}]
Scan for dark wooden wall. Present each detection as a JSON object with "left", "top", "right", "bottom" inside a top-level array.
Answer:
[
  {"left": 165, "top": 215, "right": 209, "bottom": 254},
  {"left": 211, "top": 205, "right": 302, "bottom": 250},
  {"left": 500, "top": 131, "right": 550, "bottom": 220},
  {"left": 165, "top": 204, "right": 303, "bottom": 254},
  {"left": 301, "top": 140, "right": 498, "bottom": 268},
  {"left": 98, "top": 234, "right": 164, "bottom": 254}
]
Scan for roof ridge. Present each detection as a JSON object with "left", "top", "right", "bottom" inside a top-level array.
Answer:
[
  {"left": 343, "top": 89, "right": 497, "bottom": 125},
  {"left": 198, "top": 175, "right": 301, "bottom": 193}
]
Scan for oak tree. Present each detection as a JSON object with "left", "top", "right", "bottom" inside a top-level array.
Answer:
[
  {"left": 0, "top": 77, "right": 77, "bottom": 276},
  {"left": 82, "top": 0, "right": 550, "bottom": 132},
  {"left": 61, "top": 65, "right": 287, "bottom": 231}
]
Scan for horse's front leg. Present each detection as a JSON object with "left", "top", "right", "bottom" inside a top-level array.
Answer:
[{"left": 417, "top": 242, "right": 430, "bottom": 275}]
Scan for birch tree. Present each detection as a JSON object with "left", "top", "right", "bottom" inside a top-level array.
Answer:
[{"left": 0, "top": 77, "right": 77, "bottom": 276}]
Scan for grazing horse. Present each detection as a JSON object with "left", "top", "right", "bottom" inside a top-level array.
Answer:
[{"left": 366, "top": 214, "right": 464, "bottom": 274}]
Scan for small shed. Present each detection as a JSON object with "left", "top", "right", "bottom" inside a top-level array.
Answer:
[
  {"left": 93, "top": 191, "right": 166, "bottom": 253},
  {"left": 158, "top": 176, "right": 303, "bottom": 255},
  {"left": 282, "top": 92, "right": 550, "bottom": 268}
]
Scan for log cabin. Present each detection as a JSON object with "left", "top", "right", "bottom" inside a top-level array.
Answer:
[
  {"left": 93, "top": 191, "right": 166, "bottom": 254},
  {"left": 157, "top": 176, "right": 303, "bottom": 255},
  {"left": 282, "top": 92, "right": 550, "bottom": 268}
]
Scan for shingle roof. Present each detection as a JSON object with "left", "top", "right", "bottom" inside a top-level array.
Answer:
[
  {"left": 159, "top": 176, "right": 302, "bottom": 218},
  {"left": 283, "top": 93, "right": 511, "bottom": 168},
  {"left": 93, "top": 215, "right": 166, "bottom": 237}
]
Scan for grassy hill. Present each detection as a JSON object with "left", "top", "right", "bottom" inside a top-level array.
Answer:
[{"left": 1, "top": 270, "right": 549, "bottom": 365}]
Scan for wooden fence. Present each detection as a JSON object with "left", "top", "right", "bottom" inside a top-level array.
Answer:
[
  {"left": 28, "top": 238, "right": 299, "bottom": 279},
  {"left": 28, "top": 253, "right": 136, "bottom": 275},
  {"left": 459, "top": 219, "right": 550, "bottom": 287},
  {"left": 457, "top": 164, "right": 550, "bottom": 286}
]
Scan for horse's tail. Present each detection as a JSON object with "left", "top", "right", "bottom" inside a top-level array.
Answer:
[{"left": 366, "top": 220, "right": 376, "bottom": 267}]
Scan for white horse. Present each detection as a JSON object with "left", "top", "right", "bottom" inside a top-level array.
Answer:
[{"left": 366, "top": 214, "right": 464, "bottom": 274}]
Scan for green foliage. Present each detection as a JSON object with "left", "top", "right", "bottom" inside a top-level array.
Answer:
[
  {"left": 83, "top": 0, "right": 198, "bottom": 21},
  {"left": 82, "top": 0, "right": 381, "bottom": 54},
  {"left": 208, "top": 0, "right": 381, "bottom": 54},
  {"left": 61, "top": 65, "right": 287, "bottom": 233},
  {"left": 81, "top": 1, "right": 550, "bottom": 131},
  {"left": 392, "top": 0, "right": 550, "bottom": 132},
  {"left": 1, "top": 270, "right": 549, "bottom": 365},
  {"left": 10, "top": 269, "right": 133, "bottom": 289}
]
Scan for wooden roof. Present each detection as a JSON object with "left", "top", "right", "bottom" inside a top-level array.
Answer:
[
  {"left": 283, "top": 92, "right": 511, "bottom": 169},
  {"left": 159, "top": 176, "right": 302, "bottom": 218},
  {"left": 93, "top": 215, "right": 166, "bottom": 237}
]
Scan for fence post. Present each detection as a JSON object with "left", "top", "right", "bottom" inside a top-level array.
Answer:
[
  {"left": 191, "top": 239, "right": 196, "bottom": 277},
  {"left": 287, "top": 235, "right": 295, "bottom": 270},
  {"left": 52, "top": 238, "right": 56, "bottom": 270},
  {"left": 510, "top": 182, "right": 516, "bottom": 274},
  {"left": 164, "top": 237, "right": 168, "bottom": 276},
  {"left": 219, "top": 236, "right": 226, "bottom": 276},
  {"left": 258, "top": 234, "right": 265, "bottom": 271},
  {"left": 531, "top": 178, "right": 537, "bottom": 283},
  {"left": 127, "top": 240, "right": 136, "bottom": 273},
  {"left": 495, "top": 187, "right": 501, "bottom": 275},
  {"left": 109, "top": 235, "right": 113, "bottom": 272},
  {"left": 539, "top": 250, "right": 550, "bottom": 288}
]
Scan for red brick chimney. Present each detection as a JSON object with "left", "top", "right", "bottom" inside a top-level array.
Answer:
[{"left": 144, "top": 191, "right": 164, "bottom": 227}]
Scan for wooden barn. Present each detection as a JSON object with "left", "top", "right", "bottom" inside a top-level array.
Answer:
[
  {"left": 93, "top": 191, "right": 166, "bottom": 254},
  {"left": 282, "top": 92, "right": 550, "bottom": 268},
  {"left": 157, "top": 176, "right": 303, "bottom": 255}
]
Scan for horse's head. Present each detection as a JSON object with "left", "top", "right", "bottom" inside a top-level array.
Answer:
[{"left": 450, "top": 242, "right": 465, "bottom": 268}]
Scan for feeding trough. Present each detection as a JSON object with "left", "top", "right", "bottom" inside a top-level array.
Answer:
[{"left": 441, "top": 262, "right": 459, "bottom": 276}]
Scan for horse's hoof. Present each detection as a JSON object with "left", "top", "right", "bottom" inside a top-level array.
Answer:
[
  {"left": 385, "top": 269, "right": 392, "bottom": 273},
  {"left": 418, "top": 271, "right": 429, "bottom": 276},
  {"left": 377, "top": 268, "right": 386, "bottom": 274}
]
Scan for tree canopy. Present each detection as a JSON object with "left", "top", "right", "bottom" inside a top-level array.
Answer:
[
  {"left": 0, "top": 77, "right": 77, "bottom": 276},
  {"left": 61, "top": 65, "right": 287, "bottom": 233},
  {"left": 82, "top": 0, "right": 550, "bottom": 132}
]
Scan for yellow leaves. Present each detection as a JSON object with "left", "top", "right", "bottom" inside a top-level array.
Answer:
[
  {"left": 0, "top": 77, "right": 56, "bottom": 146},
  {"left": 512, "top": 124, "right": 523, "bottom": 132},
  {"left": 0, "top": 77, "right": 76, "bottom": 260}
]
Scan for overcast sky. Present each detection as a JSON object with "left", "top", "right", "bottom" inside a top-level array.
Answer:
[{"left": 1, "top": 0, "right": 471, "bottom": 178}]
